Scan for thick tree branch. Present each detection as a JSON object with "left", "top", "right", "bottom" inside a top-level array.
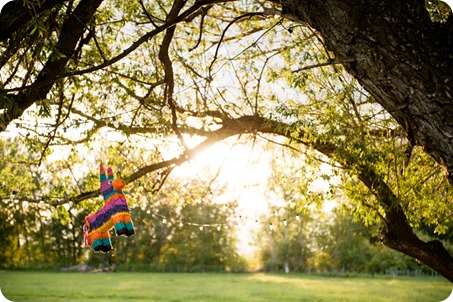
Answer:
[
  {"left": 158, "top": 0, "right": 189, "bottom": 152},
  {"left": 42, "top": 115, "right": 334, "bottom": 206},
  {"left": 356, "top": 164, "right": 453, "bottom": 282},
  {"left": 0, "top": 0, "right": 69, "bottom": 40},
  {"left": 0, "top": 0, "right": 104, "bottom": 131}
]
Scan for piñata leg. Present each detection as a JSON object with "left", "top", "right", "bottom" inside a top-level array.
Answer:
[
  {"left": 91, "top": 231, "right": 112, "bottom": 253},
  {"left": 113, "top": 213, "right": 135, "bottom": 237}
]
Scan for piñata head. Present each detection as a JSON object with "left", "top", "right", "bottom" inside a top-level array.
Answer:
[{"left": 100, "top": 165, "right": 126, "bottom": 200}]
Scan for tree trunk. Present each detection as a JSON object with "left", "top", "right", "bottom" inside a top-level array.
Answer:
[{"left": 281, "top": 0, "right": 453, "bottom": 184}]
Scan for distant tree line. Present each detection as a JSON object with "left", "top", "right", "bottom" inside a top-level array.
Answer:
[
  {"left": 0, "top": 139, "right": 245, "bottom": 272},
  {"left": 1, "top": 136, "right": 452, "bottom": 274},
  {"left": 0, "top": 189, "right": 245, "bottom": 272},
  {"left": 256, "top": 204, "right": 453, "bottom": 276},
  {"left": 3, "top": 189, "right": 450, "bottom": 275}
]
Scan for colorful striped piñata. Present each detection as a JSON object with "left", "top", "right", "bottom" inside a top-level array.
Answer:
[{"left": 83, "top": 165, "right": 135, "bottom": 252}]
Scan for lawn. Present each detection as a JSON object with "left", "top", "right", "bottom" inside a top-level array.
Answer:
[{"left": 0, "top": 271, "right": 451, "bottom": 302}]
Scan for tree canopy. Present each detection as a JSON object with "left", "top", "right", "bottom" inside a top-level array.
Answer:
[{"left": 0, "top": 0, "right": 452, "bottom": 281}]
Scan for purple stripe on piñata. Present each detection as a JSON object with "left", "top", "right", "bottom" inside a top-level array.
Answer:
[
  {"left": 87, "top": 197, "right": 127, "bottom": 224},
  {"left": 101, "top": 186, "right": 114, "bottom": 196},
  {"left": 90, "top": 204, "right": 130, "bottom": 230}
]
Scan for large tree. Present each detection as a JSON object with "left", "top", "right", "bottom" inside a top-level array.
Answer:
[{"left": 0, "top": 0, "right": 452, "bottom": 281}]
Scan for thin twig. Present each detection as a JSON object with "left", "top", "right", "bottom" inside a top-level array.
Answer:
[
  {"left": 158, "top": 0, "right": 190, "bottom": 153},
  {"left": 189, "top": 5, "right": 212, "bottom": 51},
  {"left": 138, "top": 0, "right": 158, "bottom": 28},
  {"left": 208, "top": 12, "right": 267, "bottom": 78},
  {"left": 292, "top": 57, "right": 354, "bottom": 73},
  {"left": 38, "top": 84, "right": 75, "bottom": 166}
]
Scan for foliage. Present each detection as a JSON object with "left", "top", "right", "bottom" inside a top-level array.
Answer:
[{"left": 256, "top": 203, "right": 447, "bottom": 274}]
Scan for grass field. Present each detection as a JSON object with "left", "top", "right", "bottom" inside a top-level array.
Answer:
[{"left": 0, "top": 271, "right": 451, "bottom": 302}]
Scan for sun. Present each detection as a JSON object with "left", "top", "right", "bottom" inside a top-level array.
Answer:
[{"left": 174, "top": 139, "right": 271, "bottom": 206}]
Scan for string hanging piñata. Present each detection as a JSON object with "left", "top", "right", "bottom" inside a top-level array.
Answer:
[{"left": 83, "top": 165, "right": 135, "bottom": 252}]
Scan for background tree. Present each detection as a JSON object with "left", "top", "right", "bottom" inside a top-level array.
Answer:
[
  {"left": 0, "top": 0, "right": 452, "bottom": 280},
  {"left": 257, "top": 204, "right": 313, "bottom": 273}
]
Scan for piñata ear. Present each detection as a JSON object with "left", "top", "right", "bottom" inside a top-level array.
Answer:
[
  {"left": 107, "top": 167, "right": 114, "bottom": 180},
  {"left": 100, "top": 164, "right": 107, "bottom": 182}
]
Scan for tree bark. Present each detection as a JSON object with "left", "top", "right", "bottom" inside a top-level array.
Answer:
[{"left": 281, "top": 0, "right": 453, "bottom": 184}]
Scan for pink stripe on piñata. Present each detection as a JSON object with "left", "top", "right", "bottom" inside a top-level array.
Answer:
[
  {"left": 100, "top": 181, "right": 111, "bottom": 192},
  {"left": 87, "top": 195, "right": 126, "bottom": 218},
  {"left": 105, "top": 193, "right": 126, "bottom": 205}
]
